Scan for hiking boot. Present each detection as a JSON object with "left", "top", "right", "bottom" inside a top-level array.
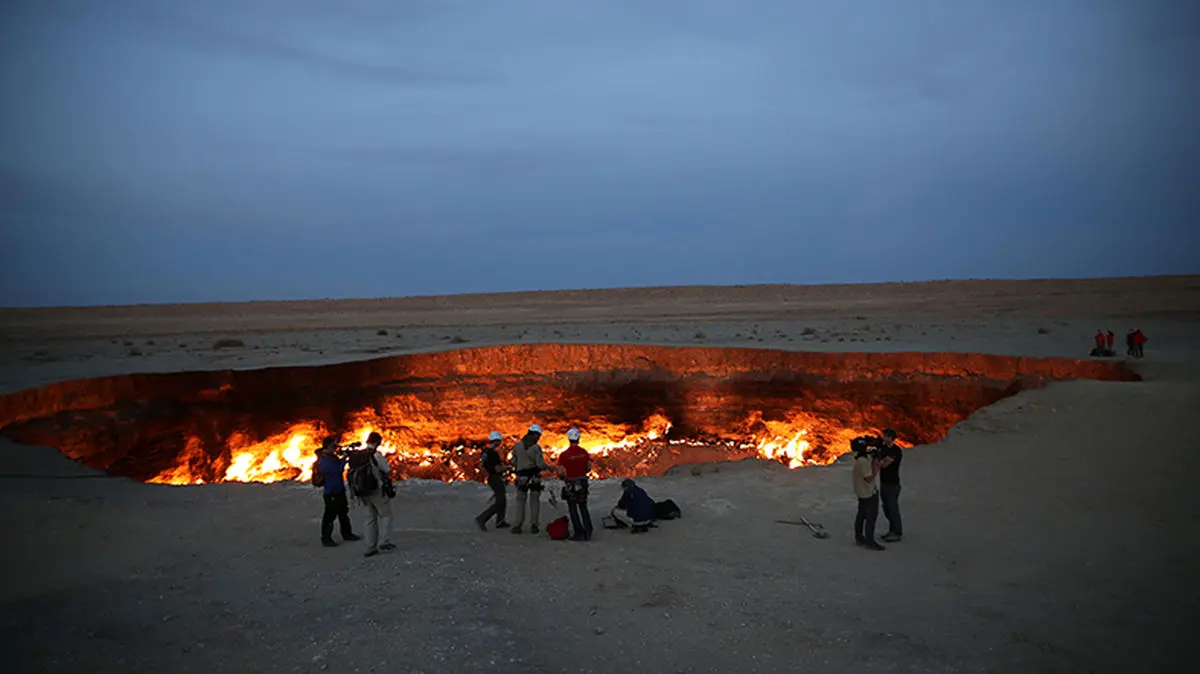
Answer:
[
  {"left": 475, "top": 517, "right": 487, "bottom": 532},
  {"left": 631, "top": 525, "right": 649, "bottom": 534},
  {"left": 863, "top": 542, "right": 886, "bottom": 551},
  {"left": 495, "top": 521, "right": 511, "bottom": 529},
  {"left": 530, "top": 525, "right": 539, "bottom": 535},
  {"left": 364, "top": 548, "right": 379, "bottom": 558},
  {"left": 510, "top": 526, "right": 523, "bottom": 534},
  {"left": 881, "top": 533, "right": 902, "bottom": 543},
  {"left": 342, "top": 533, "right": 362, "bottom": 542},
  {"left": 380, "top": 542, "right": 396, "bottom": 551},
  {"left": 322, "top": 539, "right": 338, "bottom": 548}
]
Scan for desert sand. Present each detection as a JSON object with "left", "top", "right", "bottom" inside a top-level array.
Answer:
[{"left": 1, "top": 276, "right": 1199, "bottom": 674}]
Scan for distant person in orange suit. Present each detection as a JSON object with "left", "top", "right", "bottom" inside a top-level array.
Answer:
[
  {"left": 1105, "top": 330, "right": 1115, "bottom": 352},
  {"left": 1094, "top": 329, "right": 1105, "bottom": 351},
  {"left": 1133, "top": 329, "right": 1147, "bottom": 358}
]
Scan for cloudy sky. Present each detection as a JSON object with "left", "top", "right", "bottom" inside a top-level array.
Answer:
[{"left": 2, "top": 0, "right": 1197, "bottom": 306}]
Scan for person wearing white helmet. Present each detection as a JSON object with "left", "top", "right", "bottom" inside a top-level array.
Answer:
[
  {"left": 509, "top": 424, "right": 551, "bottom": 534},
  {"left": 474, "top": 430, "right": 512, "bottom": 531},
  {"left": 556, "top": 428, "right": 594, "bottom": 541}
]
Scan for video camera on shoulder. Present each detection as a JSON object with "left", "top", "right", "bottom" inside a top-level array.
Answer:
[
  {"left": 850, "top": 435, "right": 884, "bottom": 456},
  {"left": 335, "top": 441, "right": 364, "bottom": 456}
]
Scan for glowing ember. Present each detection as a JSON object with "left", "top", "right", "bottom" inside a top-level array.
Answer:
[{"left": 147, "top": 408, "right": 872, "bottom": 486}]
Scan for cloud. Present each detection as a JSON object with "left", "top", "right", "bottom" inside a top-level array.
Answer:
[{"left": 0, "top": 0, "right": 1197, "bottom": 306}]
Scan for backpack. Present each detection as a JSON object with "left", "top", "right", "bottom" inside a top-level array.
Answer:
[
  {"left": 348, "top": 460, "right": 379, "bottom": 497},
  {"left": 654, "top": 499, "right": 682, "bottom": 520},
  {"left": 311, "top": 459, "right": 325, "bottom": 488},
  {"left": 546, "top": 516, "right": 570, "bottom": 540}
]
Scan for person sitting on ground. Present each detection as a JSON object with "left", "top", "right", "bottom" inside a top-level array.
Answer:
[
  {"left": 315, "top": 436, "right": 361, "bottom": 548},
  {"left": 474, "top": 430, "right": 511, "bottom": 531},
  {"left": 613, "top": 478, "right": 656, "bottom": 534},
  {"left": 557, "top": 428, "right": 594, "bottom": 542},
  {"left": 349, "top": 432, "right": 396, "bottom": 557},
  {"left": 509, "top": 424, "right": 552, "bottom": 535}
]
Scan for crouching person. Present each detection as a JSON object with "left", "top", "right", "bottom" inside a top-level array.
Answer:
[
  {"left": 613, "top": 478, "right": 656, "bottom": 534},
  {"left": 349, "top": 432, "right": 397, "bottom": 557},
  {"left": 557, "top": 428, "right": 594, "bottom": 541},
  {"left": 315, "top": 437, "right": 361, "bottom": 547}
]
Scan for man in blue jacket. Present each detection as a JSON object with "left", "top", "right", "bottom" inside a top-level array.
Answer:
[
  {"left": 316, "top": 437, "right": 361, "bottom": 547},
  {"left": 613, "top": 478, "right": 656, "bottom": 534}
]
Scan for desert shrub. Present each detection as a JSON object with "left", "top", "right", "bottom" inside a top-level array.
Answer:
[
  {"left": 1036, "top": 327, "right": 1050, "bottom": 335},
  {"left": 694, "top": 330, "right": 706, "bottom": 340},
  {"left": 377, "top": 329, "right": 388, "bottom": 336},
  {"left": 800, "top": 327, "right": 817, "bottom": 336},
  {"left": 212, "top": 338, "right": 245, "bottom": 349}
]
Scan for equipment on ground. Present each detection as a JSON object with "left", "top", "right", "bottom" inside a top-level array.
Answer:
[
  {"left": 546, "top": 516, "right": 570, "bottom": 540},
  {"left": 776, "top": 517, "right": 830, "bottom": 539}
]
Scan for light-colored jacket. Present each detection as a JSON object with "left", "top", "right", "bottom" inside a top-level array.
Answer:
[{"left": 511, "top": 440, "right": 549, "bottom": 473}]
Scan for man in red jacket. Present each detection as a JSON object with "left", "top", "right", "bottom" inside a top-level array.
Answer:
[{"left": 557, "top": 428, "right": 594, "bottom": 541}]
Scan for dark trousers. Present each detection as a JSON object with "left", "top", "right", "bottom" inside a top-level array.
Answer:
[
  {"left": 567, "top": 499, "right": 594, "bottom": 540},
  {"left": 477, "top": 476, "right": 508, "bottom": 525},
  {"left": 855, "top": 493, "right": 880, "bottom": 544},
  {"left": 321, "top": 492, "right": 354, "bottom": 541},
  {"left": 880, "top": 483, "right": 903, "bottom": 536}
]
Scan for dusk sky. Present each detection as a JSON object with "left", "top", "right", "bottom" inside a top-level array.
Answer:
[{"left": 2, "top": 1, "right": 1197, "bottom": 307}]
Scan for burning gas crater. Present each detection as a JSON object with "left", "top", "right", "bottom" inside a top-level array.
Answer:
[{"left": 0, "top": 344, "right": 1137, "bottom": 485}]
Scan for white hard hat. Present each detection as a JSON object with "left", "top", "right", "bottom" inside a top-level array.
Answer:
[
  {"left": 567, "top": 428, "right": 581, "bottom": 441},
  {"left": 488, "top": 430, "right": 503, "bottom": 442},
  {"left": 528, "top": 424, "right": 542, "bottom": 434}
]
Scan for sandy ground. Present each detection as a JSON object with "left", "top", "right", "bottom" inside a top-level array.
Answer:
[{"left": 2, "top": 277, "right": 1199, "bottom": 673}]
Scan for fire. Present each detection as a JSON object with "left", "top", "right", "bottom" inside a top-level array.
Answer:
[{"left": 148, "top": 408, "right": 869, "bottom": 486}]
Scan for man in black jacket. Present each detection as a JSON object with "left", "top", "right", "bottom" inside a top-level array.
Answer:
[
  {"left": 475, "top": 431, "right": 511, "bottom": 531},
  {"left": 879, "top": 429, "right": 904, "bottom": 542}
]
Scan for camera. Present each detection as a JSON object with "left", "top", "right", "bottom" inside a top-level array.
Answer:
[{"left": 850, "top": 435, "right": 883, "bottom": 455}]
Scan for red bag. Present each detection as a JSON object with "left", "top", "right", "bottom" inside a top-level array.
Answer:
[{"left": 546, "top": 516, "right": 570, "bottom": 540}]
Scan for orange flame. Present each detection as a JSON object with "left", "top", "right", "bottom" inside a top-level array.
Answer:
[{"left": 148, "top": 408, "right": 868, "bottom": 486}]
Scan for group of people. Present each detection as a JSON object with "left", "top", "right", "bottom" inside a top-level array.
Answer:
[
  {"left": 313, "top": 432, "right": 397, "bottom": 557},
  {"left": 475, "top": 424, "right": 659, "bottom": 539},
  {"left": 312, "top": 424, "right": 660, "bottom": 555},
  {"left": 851, "top": 429, "right": 904, "bottom": 551},
  {"left": 313, "top": 423, "right": 910, "bottom": 554},
  {"left": 1091, "top": 328, "right": 1148, "bottom": 358}
]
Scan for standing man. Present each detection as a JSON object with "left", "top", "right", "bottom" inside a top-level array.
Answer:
[
  {"left": 852, "top": 437, "right": 891, "bottom": 551},
  {"left": 315, "top": 436, "right": 361, "bottom": 547},
  {"left": 1105, "top": 330, "right": 1115, "bottom": 353},
  {"left": 878, "top": 429, "right": 904, "bottom": 543},
  {"left": 475, "top": 430, "right": 511, "bottom": 531},
  {"left": 509, "top": 424, "right": 551, "bottom": 535},
  {"left": 349, "top": 432, "right": 396, "bottom": 557},
  {"left": 557, "top": 428, "right": 594, "bottom": 541},
  {"left": 1133, "top": 329, "right": 1147, "bottom": 357}
]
